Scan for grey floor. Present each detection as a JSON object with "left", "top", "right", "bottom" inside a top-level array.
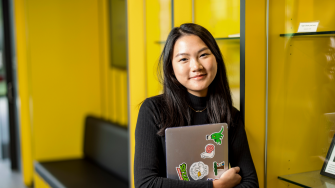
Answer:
[
  {"left": 0, "top": 159, "right": 27, "bottom": 188},
  {"left": 0, "top": 96, "right": 26, "bottom": 188}
]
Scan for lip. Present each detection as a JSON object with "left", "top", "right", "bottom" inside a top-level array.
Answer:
[{"left": 190, "top": 74, "right": 207, "bottom": 80}]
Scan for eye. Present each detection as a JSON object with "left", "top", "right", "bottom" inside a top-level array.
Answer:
[
  {"left": 179, "top": 58, "right": 188, "bottom": 62},
  {"left": 200, "top": 53, "right": 209, "bottom": 58}
]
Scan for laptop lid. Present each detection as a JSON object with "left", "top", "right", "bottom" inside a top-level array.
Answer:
[{"left": 165, "top": 123, "right": 228, "bottom": 181}]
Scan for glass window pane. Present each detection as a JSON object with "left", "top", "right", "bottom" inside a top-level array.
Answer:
[{"left": 268, "top": 1, "right": 335, "bottom": 187}]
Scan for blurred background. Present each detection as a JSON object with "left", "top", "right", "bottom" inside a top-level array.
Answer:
[{"left": 0, "top": 0, "right": 334, "bottom": 188}]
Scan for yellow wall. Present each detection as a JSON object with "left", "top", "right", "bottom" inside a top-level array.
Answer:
[
  {"left": 109, "top": 67, "right": 128, "bottom": 125},
  {"left": 14, "top": 0, "right": 115, "bottom": 186},
  {"left": 174, "top": 0, "right": 192, "bottom": 27},
  {"left": 145, "top": 0, "right": 170, "bottom": 98},
  {"left": 108, "top": 0, "right": 128, "bottom": 126},
  {"left": 128, "top": 0, "right": 146, "bottom": 187},
  {"left": 14, "top": 0, "right": 33, "bottom": 185},
  {"left": 245, "top": 0, "right": 266, "bottom": 187}
]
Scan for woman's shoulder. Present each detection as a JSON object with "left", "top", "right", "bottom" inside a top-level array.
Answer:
[
  {"left": 230, "top": 106, "right": 243, "bottom": 127},
  {"left": 140, "top": 94, "right": 165, "bottom": 110},
  {"left": 139, "top": 94, "right": 165, "bottom": 118},
  {"left": 138, "top": 95, "right": 165, "bottom": 129},
  {"left": 231, "top": 106, "right": 241, "bottom": 118}
]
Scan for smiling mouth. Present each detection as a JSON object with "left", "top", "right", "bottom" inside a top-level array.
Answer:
[{"left": 190, "top": 74, "right": 207, "bottom": 79}]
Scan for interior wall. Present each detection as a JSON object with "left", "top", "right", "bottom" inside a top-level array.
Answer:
[
  {"left": 128, "top": 0, "right": 146, "bottom": 187},
  {"left": 245, "top": 0, "right": 266, "bottom": 187},
  {"left": 14, "top": 0, "right": 111, "bottom": 186},
  {"left": 108, "top": 0, "right": 128, "bottom": 126}
]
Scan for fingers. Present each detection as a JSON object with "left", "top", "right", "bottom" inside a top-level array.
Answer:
[
  {"left": 232, "top": 166, "right": 240, "bottom": 173},
  {"left": 237, "top": 174, "right": 242, "bottom": 184}
]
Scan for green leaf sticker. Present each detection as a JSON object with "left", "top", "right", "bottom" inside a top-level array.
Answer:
[{"left": 176, "top": 163, "right": 190, "bottom": 181}]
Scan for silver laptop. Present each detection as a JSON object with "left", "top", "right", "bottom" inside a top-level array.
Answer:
[{"left": 165, "top": 123, "right": 228, "bottom": 181}]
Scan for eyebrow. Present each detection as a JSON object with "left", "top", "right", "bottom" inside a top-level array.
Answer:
[{"left": 174, "top": 47, "right": 209, "bottom": 58}]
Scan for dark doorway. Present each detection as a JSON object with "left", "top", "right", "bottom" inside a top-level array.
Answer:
[{"left": 0, "top": 0, "right": 20, "bottom": 171}]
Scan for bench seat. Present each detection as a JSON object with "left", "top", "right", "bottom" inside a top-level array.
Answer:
[
  {"left": 34, "top": 116, "right": 129, "bottom": 188},
  {"left": 35, "top": 159, "right": 128, "bottom": 188}
]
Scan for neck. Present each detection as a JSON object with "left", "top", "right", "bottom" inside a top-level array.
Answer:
[
  {"left": 187, "top": 89, "right": 208, "bottom": 97},
  {"left": 187, "top": 92, "right": 207, "bottom": 110}
]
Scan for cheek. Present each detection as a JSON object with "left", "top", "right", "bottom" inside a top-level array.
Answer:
[
  {"left": 213, "top": 63, "right": 218, "bottom": 76},
  {"left": 173, "top": 64, "right": 187, "bottom": 79},
  {"left": 206, "top": 59, "right": 218, "bottom": 77},
  {"left": 212, "top": 57, "right": 218, "bottom": 76}
]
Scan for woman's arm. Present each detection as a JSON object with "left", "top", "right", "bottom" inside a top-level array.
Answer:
[
  {"left": 134, "top": 98, "right": 212, "bottom": 188},
  {"left": 213, "top": 167, "right": 242, "bottom": 188}
]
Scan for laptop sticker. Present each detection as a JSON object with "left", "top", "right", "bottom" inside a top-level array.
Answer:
[
  {"left": 206, "top": 126, "right": 224, "bottom": 145},
  {"left": 176, "top": 163, "right": 190, "bottom": 181},
  {"left": 213, "top": 161, "right": 225, "bottom": 176},
  {"left": 189, "top": 161, "right": 209, "bottom": 180},
  {"left": 200, "top": 144, "right": 215, "bottom": 159}
]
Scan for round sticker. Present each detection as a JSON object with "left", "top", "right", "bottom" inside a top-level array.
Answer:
[{"left": 189, "top": 161, "right": 209, "bottom": 180}]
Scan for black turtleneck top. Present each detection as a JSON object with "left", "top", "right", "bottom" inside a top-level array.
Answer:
[{"left": 134, "top": 93, "right": 259, "bottom": 188}]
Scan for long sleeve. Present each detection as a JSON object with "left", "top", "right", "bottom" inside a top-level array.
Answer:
[
  {"left": 134, "top": 98, "right": 212, "bottom": 188},
  {"left": 229, "top": 111, "right": 259, "bottom": 188}
]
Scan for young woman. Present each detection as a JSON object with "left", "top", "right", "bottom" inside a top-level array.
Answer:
[{"left": 134, "top": 23, "right": 259, "bottom": 188}]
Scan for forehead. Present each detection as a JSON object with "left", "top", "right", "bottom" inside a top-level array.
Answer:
[{"left": 173, "top": 35, "right": 208, "bottom": 55}]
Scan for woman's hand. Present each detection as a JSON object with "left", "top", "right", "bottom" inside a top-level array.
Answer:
[{"left": 212, "top": 167, "right": 242, "bottom": 188}]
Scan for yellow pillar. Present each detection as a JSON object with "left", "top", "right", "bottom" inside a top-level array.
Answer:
[
  {"left": 13, "top": 0, "right": 33, "bottom": 185},
  {"left": 128, "top": 0, "right": 146, "bottom": 187},
  {"left": 245, "top": 0, "right": 266, "bottom": 187}
]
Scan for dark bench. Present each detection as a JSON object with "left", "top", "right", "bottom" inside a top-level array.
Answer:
[{"left": 35, "top": 116, "right": 129, "bottom": 188}]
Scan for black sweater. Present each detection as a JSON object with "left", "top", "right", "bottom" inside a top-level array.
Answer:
[{"left": 134, "top": 93, "right": 259, "bottom": 188}]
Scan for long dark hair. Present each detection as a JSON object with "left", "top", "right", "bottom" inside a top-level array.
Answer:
[{"left": 157, "top": 23, "right": 233, "bottom": 136}]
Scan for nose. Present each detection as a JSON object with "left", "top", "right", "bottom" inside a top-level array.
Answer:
[{"left": 190, "top": 59, "right": 203, "bottom": 71}]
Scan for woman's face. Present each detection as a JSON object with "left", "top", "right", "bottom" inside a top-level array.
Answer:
[{"left": 172, "top": 34, "right": 218, "bottom": 97}]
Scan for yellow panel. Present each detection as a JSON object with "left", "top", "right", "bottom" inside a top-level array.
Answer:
[
  {"left": 245, "top": 0, "right": 266, "bottom": 187},
  {"left": 114, "top": 69, "right": 121, "bottom": 124},
  {"left": 120, "top": 69, "right": 128, "bottom": 126},
  {"left": 174, "top": 0, "right": 192, "bottom": 26},
  {"left": 107, "top": 0, "right": 128, "bottom": 125},
  {"left": 98, "top": 0, "right": 111, "bottom": 119},
  {"left": 34, "top": 173, "right": 51, "bottom": 188},
  {"left": 13, "top": 0, "right": 33, "bottom": 185},
  {"left": 110, "top": 67, "right": 117, "bottom": 122},
  {"left": 25, "top": 0, "right": 102, "bottom": 161},
  {"left": 195, "top": 0, "right": 240, "bottom": 37},
  {"left": 146, "top": 0, "right": 171, "bottom": 97},
  {"left": 110, "top": 0, "right": 127, "bottom": 69},
  {"left": 267, "top": 0, "right": 335, "bottom": 187},
  {"left": 14, "top": 0, "right": 108, "bottom": 184},
  {"left": 128, "top": 0, "right": 146, "bottom": 187}
]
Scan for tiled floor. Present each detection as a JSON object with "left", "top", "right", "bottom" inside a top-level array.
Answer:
[{"left": 0, "top": 159, "right": 27, "bottom": 188}]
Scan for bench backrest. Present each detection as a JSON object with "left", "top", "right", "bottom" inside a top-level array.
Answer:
[{"left": 83, "top": 116, "right": 129, "bottom": 182}]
